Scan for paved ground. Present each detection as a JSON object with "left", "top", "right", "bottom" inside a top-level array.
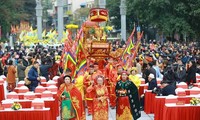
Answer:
[
  {"left": 86, "top": 107, "right": 154, "bottom": 120},
  {"left": 57, "top": 107, "right": 154, "bottom": 120}
]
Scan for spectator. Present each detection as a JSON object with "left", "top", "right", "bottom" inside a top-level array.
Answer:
[
  {"left": 176, "top": 59, "right": 186, "bottom": 82},
  {"left": 148, "top": 62, "right": 157, "bottom": 81},
  {"left": 136, "top": 58, "right": 142, "bottom": 74},
  {"left": 186, "top": 60, "right": 197, "bottom": 86},
  {"left": 2, "top": 53, "right": 10, "bottom": 66},
  {"left": 6, "top": 60, "right": 16, "bottom": 92},
  {"left": 160, "top": 80, "right": 176, "bottom": 96},
  {"left": 152, "top": 60, "right": 162, "bottom": 78},
  {"left": 17, "top": 59, "right": 26, "bottom": 81},
  {"left": 0, "top": 60, "right": 3, "bottom": 75},
  {"left": 40, "top": 58, "right": 53, "bottom": 81},
  {"left": 140, "top": 74, "right": 158, "bottom": 109},
  {"left": 28, "top": 61, "right": 41, "bottom": 91},
  {"left": 148, "top": 73, "right": 157, "bottom": 90},
  {"left": 142, "top": 63, "right": 150, "bottom": 83},
  {"left": 49, "top": 58, "right": 60, "bottom": 80}
]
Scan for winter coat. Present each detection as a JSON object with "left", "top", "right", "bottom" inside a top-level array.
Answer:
[
  {"left": 28, "top": 66, "right": 39, "bottom": 87},
  {"left": 7, "top": 65, "right": 16, "bottom": 83}
]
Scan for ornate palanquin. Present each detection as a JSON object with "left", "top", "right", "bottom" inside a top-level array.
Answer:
[
  {"left": 81, "top": 8, "right": 124, "bottom": 61},
  {"left": 87, "top": 41, "right": 111, "bottom": 61}
]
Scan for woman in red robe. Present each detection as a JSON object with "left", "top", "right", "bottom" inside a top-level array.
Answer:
[
  {"left": 87, "top": 75, "right": 108, "bottom": 120},
  {"left": 115, "top": 71, "right": 141, "bottom": 120},
  {"left": 57, "top": 75, "right": 85, "bottom": 120}
]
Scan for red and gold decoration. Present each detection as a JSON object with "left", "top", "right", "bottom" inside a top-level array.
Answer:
[{"left": 89, "top": 8, "right": 109, "bottom": 22}]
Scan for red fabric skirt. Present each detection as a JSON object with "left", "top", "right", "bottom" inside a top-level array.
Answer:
[
  {"left": 116, "top": 96, "right": 132, "bottom": 120},
  {"left": 109, "top": 85, "right": 116, "bottom": 107},
  {"left": 93, "top": 98, "right": 108, "bottom": 120}
]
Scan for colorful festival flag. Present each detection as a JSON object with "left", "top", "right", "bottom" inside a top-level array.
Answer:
[
  {"left": 121, "top": 26, "right": 136, "bottom": 58},
  {"left": 64, "top": 52, "right": 77, "bottom": 77},
  {"left": 75, "top": 29, "right": 87, "bottom": 76}
]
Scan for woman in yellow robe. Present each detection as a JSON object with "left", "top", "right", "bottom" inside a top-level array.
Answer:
[{"left": 129, "top": 67, "right": 141, "bottom": 89}]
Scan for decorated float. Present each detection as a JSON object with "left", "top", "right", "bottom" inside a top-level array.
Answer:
[
  {"left": 80, "top": 8, "right": 124, "bottom": 61},
  {"left": 61, "top": 8, "right": 144, "bottom": 77}
]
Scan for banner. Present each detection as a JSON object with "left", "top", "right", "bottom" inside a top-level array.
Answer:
[{"left": 121, "top": 26, "right": 136, "bottom": 60}]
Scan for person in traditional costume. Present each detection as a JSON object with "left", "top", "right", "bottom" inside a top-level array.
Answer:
[
  {"left": 83, "top": 65, "right": 96, "bottom": 115},
  {"left": 104, "top": 58, "right": 114, "bottom": 102},
  {"left": 104, "top": 58, "right": 114, "bottom": 81},
  {"left": 57, "top": 68, "right": 72, "bottom": 89},
  {"left": 57, "top": 75, "right": 85, "bottom": 120},
  {"left": 93, "top": 62, "right": 103, "bottom": 84},
  {"left": 117, "top": 64, "right": 123, "bottom": 76},
  {"left": 129, "top": 67, "right": 141, "bottom": 89},
  {"left": 87, "top": 75, "right": 108, "bottom": 120},
  {"left": 108, "top": 63, "right": 118, "bottom": 109},
  {"left": 74, "top": 75, "right": 85, "bottom": 100},
  {"left": 115, "top": 71, "right": 141, "bottom": 120},
  {"left": 94, "top": 62, "right": 102, "bottom": 74}
]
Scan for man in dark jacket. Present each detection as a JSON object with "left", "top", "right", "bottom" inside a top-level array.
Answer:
[
  {"left": 140, "top": 73, "right": 158, "bottom": 110},
  {"left": 148, "top": 62, "right": 157, "bottom": 80},
  {"left": 176, "top": 59, "right": 186, "bottom": 82},
  {"left": 40, "top": 58, "right": 53, "bottom": 81},
  {"left": 142, "top": 63, "right": 150, "bottom": 83},
  {"left": 160, "top": 80, "right": 176, "bottom": 96},
  {"left": 28, "top": 61, "right": 41, "bottom": 91},
  {"left": 148, "top": 74, "right": 157, "bottom": 90},
  {"left": 17, "top": 59, "right": 26, "bottom": 81}
]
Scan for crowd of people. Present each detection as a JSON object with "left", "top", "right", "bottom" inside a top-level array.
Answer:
[{"left": 0, "top": 40, "right": 200, "bottom": 120}]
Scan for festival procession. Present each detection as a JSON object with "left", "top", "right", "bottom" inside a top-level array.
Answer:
[{"left": 0, "top": 0, "right": 200, "bottom": 120}]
